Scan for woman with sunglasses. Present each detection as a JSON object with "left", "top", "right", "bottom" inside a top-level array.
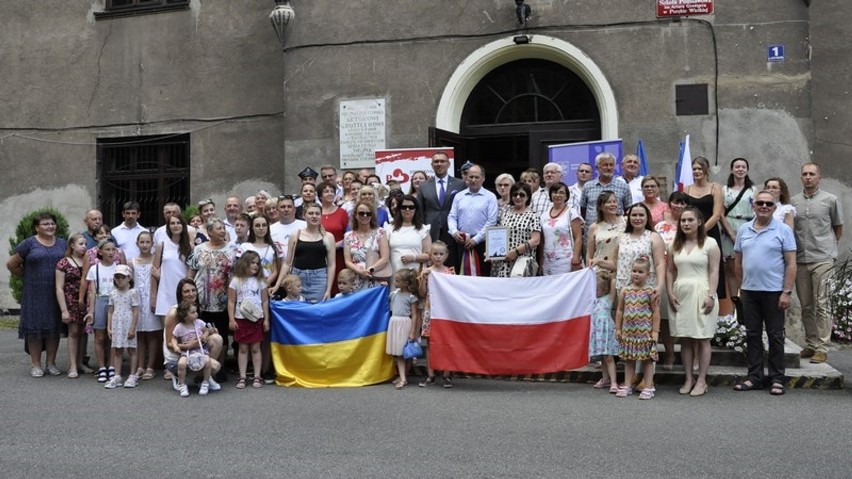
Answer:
[
  {"left": 490, "top": 182, "right": 542, "bottom": 278},
  {"left": 344, "top": 201, "right": 391, "bottom": 290},
  {"left": 385, "top": 195, "right": 431, "bottom": 274}
]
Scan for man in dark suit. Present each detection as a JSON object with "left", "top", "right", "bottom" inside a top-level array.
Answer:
[{"left": 417, "top": 151, "right": 465, "bottom": 267}]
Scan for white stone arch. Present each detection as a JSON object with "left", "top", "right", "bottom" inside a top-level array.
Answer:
[{"left": 435, "top": 35, "right": 618, "bottom": 139}]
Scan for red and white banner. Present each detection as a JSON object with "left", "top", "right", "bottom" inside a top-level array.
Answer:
[
  {"left": 428, "top": 269, "right": 595, "bottom": 375},
  {"left": 374, "top": 147, "right": 455, "bottom": 189}
]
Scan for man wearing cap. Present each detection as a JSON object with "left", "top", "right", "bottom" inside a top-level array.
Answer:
[
  {"left": 294, "top": 167, "right": 319, "bottom": 207},
  {"left": 459, "top": 161, "right": 474, "bottom": 186},
  {"left": 418, "top": 151, "right": 465, "bottom": 267},
  {"left": 111, "top": 201, "right": 146, "bottom": 262}
]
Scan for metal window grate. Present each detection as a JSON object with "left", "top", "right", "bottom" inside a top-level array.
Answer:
[{"left": 97, "top": 134, "right": 190, "bottom": 229}]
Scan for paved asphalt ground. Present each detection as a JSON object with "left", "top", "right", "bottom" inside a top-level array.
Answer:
[{"left": 2, "top": 329, "right": 851, "bottom": 478}]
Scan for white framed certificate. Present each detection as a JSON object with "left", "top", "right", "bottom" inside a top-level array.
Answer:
[{"left": 485, "top": 226, "right": 509, "bottom": 260}]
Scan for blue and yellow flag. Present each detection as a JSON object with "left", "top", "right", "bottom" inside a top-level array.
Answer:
[{"left": 270, "top": 285, "right": 395, "bottom": 387}]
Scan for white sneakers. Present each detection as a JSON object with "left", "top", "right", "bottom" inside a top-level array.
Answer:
[{"left": 179, "top": 384, "right": 190, "bottom": 398}]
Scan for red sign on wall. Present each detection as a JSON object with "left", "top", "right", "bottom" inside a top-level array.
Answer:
[{"left": 656, "top": 0, "right": 714, "bottom": 17}]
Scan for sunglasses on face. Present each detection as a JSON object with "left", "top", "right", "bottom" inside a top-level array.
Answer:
[
  {"left": 357, "top": 211, "right": 373, "bottom": 217},
  {"left": 399, "top": 205, "right": 417, "bottom": 211},
  {"left": 754, "top": 200, "right": 775, "bottom": 208},
  {"left": 512, "top": 192, "right": 527, "bottom": 198}
]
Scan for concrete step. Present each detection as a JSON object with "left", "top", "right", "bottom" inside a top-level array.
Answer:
[{"left": 415, "top": 339, "right": 843, "bottom": 389}]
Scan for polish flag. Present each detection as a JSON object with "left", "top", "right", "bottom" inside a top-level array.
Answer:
[
  {"left": 428, "top": 269, "right": 595, "bottom": 375},
  {"left": 676, "top": 134, "right": 695, "bottom": 192}
]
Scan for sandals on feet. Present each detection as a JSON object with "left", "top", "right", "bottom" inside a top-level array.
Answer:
[
  {"left": 769, "top": 383, "right": 786, "bottom": 396},
  {"left": 639, "top": 388, "right": 655, "bottom": 400},
  {"left": 733, "top": 379, "right": 762, "bottom": 392},
  {"left": 142, "top": 368, "right": 155, "bottom": 380},
  {"left": 235, "top": 377, "right": 247, "bottom": 389},
  {"left": 252, "top": 377, "right": 263, "bottom": 389},
  {"left": 593, "top": 378, "right": 611, "bottom": 389},
  {"left": 67, "top": 370, "right": 79, "bottom": 379},
  {"left": 395, "top": 380, "right": 407, "bottom": 390},
  {"left": 97, "top": 368, "right": 108, "bottom": 383},
  {"left": 609, "top": 383, "right": 620, "bottom": 394},
  {"left": 615, "top": 386, "right": 633, "bottom": 398}
]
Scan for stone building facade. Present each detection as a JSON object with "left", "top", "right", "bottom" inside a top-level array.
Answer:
[{"left": 1, "top": 0, "right": 849, "bottom": 308}]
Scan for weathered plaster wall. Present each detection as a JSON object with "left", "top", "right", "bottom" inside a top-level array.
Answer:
[
  {"left": 280, "top": 0, "right": 813, "bottom": 193},
  {"left": 0, "top": 1, "right": 285, "bottom": 309}
]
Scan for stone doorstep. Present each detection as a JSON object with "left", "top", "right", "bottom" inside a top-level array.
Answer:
[{"left": 413, "top": 339, "right": 843, "bottom": 389}]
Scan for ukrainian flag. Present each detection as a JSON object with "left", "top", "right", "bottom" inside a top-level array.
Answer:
[{"left": 270, "top": 285, "right": 395, "bottom": 387}]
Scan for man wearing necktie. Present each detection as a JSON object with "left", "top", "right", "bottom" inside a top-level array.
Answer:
[{"left": 418, "top": 151, "right": 466, "bottom": 269}]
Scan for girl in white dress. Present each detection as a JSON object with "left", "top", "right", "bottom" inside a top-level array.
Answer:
[{"left": 132, "top": 231, "right": 161, "bottom": 380}]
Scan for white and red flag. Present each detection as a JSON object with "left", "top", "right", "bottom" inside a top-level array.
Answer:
[{"left": 428, "top": 269, "right": 594, "bottom": 375}]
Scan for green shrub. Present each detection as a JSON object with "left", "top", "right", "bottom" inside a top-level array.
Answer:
[
  {"left": 183, "top": 205, "right": 199, "bottom": 224},
  {"left": 7, "top": 208, "right": 70, "bottom": 304}
]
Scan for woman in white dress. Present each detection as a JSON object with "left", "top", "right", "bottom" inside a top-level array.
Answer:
[
  {"left": 666, "top": 207, "right": 720, "bottom": 397},
  {"left": 151, "top": 215, "right": 193, "bottom": 318},
  {"left": 385, "top": 195, "right": 431, "bottom": 274}
]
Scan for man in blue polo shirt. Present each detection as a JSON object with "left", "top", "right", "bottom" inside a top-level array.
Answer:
[{"left": 733, "top": 190, "right": 797, "bottom": 395}]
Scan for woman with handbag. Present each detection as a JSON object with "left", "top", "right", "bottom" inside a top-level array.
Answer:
[
  {"left": 720, "top": 158, "right": 757, "bottom": 304},
  {"left": 227, "top": 251, "right": 270, "bottom": 389},
  {"left": 489, "top": 182, "right": 541, "bottom": 278},
  {"left": 343, "top": 200, "right": 391, "bottom": 290}
]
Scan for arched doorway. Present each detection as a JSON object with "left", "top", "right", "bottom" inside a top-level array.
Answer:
[{"left": 431, "top": 35, "right": 617, "bottom": 183}]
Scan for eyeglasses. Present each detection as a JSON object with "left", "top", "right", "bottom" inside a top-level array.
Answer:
[
  {"left": 754, "top": 200, "right": 775, "bottom": 208},
  {"left": 399, "top": 205, "right": 417, "bottom": 211},
  {"left": 512, "top": 192, "right": 527, "bottom": 198},
  {"left": 357, "top": 211, "right": 373, "bottom": 217}
]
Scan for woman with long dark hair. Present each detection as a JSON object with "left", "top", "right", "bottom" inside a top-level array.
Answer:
[
  {"left": 491, "top": 182, "right": 542, "bottom": 277},
  {"left": 386, "top": 195, "right": 431, "bottom": 274},
  {"left": 684, "top": 156, "right": 726, "bottom": 299},
  {"left": 667, "top": 206, "right": 720, "bottom": 397}
]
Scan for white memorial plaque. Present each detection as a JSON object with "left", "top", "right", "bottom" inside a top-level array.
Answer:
[{"left": 339, "top": 98, "right": 386, "bottom": 168}]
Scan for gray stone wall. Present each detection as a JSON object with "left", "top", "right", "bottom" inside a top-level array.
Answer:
[
  {"left": 3, "top": 0, "right": 851, "bottom": 309},
  {"left": 0, "top": 1, "right": 285, "bottom": 309}
]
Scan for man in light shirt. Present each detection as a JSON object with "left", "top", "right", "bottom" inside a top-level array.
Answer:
[
  {"left": 111, "top": 201, "right": 146, "bottom": 262},
  {"left": 448, "top": 164, "right": 498, "bottom": 276}
]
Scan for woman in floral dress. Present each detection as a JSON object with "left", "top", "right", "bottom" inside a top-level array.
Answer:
[
  {"left": 540, "top": 182, "right": 583, "bottom": 275},
  {"left": 343, "top": 200, "right": 391, "bottom": 290},
  {"left": 490, "top": 183, "right": 541, "bottom": 278},
  {"left": 187, "top": 218, "right": 236, "bottom": 368}
]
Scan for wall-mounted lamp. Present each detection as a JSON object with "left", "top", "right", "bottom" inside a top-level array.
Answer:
[
  {"left": 270, "top": 0, "right": 295, "bottom": 47},
  {"left": 515, "top": 0, "right": 531, "bottom": 26}
]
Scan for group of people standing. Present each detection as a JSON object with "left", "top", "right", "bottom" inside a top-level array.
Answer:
[{"left": 6, "top": 153, "right": 843, "bottom": 398}]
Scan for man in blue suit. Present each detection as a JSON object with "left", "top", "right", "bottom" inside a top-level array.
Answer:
[{"left": 417, "top": 151, "right": 466, "bottom": 268}]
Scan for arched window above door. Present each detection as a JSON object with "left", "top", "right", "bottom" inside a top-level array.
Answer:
[{"left": 461, "top": 59, "right": 600, "bottom": 128}]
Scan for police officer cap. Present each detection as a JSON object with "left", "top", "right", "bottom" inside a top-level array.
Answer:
[
  {"left": 298, "top": 167, "right": 318, "bottom": 179},
  {"left": 460, "top": 161, "right": 474, "bottom": 172}
]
